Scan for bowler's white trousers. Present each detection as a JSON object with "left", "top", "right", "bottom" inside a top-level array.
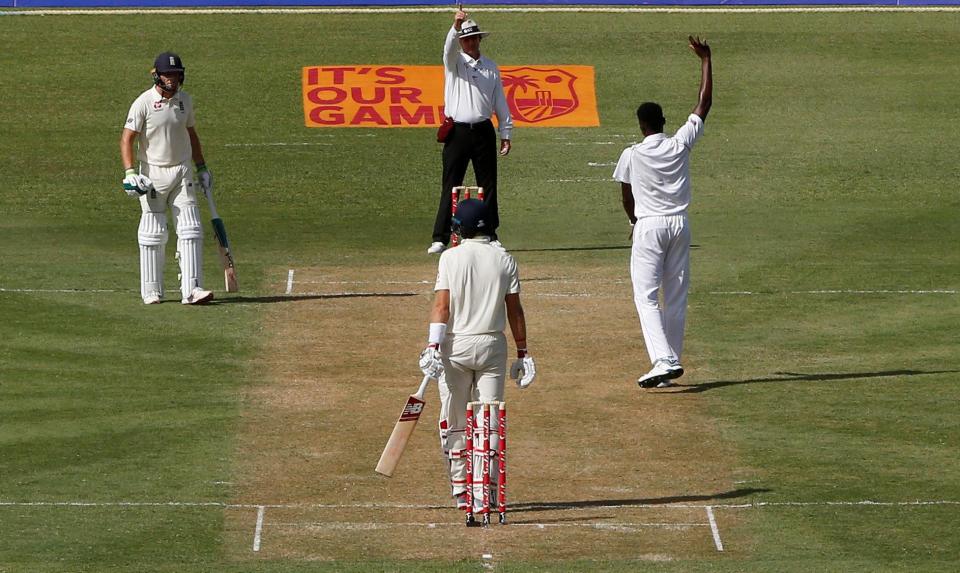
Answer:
[
  {"left": 437, "top": 332, "right": 506, "bottom": 499},
  {"left": 630, "top": 214, "right": 690, "bottom": 365}
]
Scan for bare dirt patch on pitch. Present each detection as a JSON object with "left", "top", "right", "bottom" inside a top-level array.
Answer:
[{"left": 226, "top": 261, "right": 746, "bottom": 561}]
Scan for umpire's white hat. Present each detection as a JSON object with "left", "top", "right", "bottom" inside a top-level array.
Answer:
[{"left": 459, "top": 19, "right": 490, "bottom": 39}]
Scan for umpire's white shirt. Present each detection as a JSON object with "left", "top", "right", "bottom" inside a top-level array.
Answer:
[
  {"left": 613, "top": 113, "right": 704, "bottom": 218},
  {"left": 435, "top": 238, "right": 521, "bottom": 335},
  {"left": 124, "top": 87, "right": 196, "bottom": 167},
  {"left": 442, "top": 27, "right": 513, "bottom": 140}
]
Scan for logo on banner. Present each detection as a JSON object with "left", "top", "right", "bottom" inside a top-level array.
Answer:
[
  {"left": 501, "top": 67, "right": 580, "bottom": 124},
  {"left": 301, "top": 65, "right": 598, "bottom": 128}
]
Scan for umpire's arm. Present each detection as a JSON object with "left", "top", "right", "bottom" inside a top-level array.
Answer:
[{"left": 505, "top": 293, "right": 527, "bottom": 355}]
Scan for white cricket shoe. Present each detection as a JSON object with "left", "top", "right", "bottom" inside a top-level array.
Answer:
[
  {"left": 181, "top": 287, "right": 214, "bottom": 305},
  {"left": 638, "top": 359, "right": 684, "bottom": 389},
  {"left": 427, "top": 242, "right": 445, "bottom": 254},
  {"left": 143, "top": 292, "right": 162, "bottom": 305}
]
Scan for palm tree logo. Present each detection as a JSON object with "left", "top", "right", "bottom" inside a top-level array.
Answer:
[{"left": 502, "top": 68, "right": 579, "bottom": 123}]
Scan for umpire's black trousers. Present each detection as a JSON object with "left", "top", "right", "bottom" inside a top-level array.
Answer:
[{"left": 433, "top": 119, "right": 499, "bottom": 244}]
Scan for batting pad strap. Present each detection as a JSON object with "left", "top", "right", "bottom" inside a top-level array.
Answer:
[{"left": 428, "top": 322, "right": 448, "bottom": 344}]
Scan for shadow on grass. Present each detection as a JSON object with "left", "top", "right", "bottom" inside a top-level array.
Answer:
[
  {"left": 509, "top": 487, "right": 771, "bottom": 514},
  {"left": 667, "top": 369, "right": 958, "bottom": 394},
  {"left": 509, "top": 244, "right": 700, "bottom": 253},
  {"left": 510, "top": 245, "right": 631, "bottom": 253},
  {"left": 212, "top": 292, "right": 418, "bottom": 304}
]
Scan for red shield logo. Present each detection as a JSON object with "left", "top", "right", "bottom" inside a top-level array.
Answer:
[{"left": 502, "top": 67, "right": 580, "bottom": 123}]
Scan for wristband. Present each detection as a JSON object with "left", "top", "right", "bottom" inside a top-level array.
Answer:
[
  {"left": 196, "top": 162, "right": 207, "bottom": 172},
  {"left": 125, "top": 168, "right": 136, "bottom": 177},
  {"left": 517, "top": 348, "right": 527, "bottom": 358},
  {"left": 428, "top": 322, "right": 447, "bottom": 345}
]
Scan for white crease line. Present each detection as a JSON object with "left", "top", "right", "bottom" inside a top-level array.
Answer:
[
  {"left": 281, "top": 291, "right": 418, "bottom": 298},
  {"left": 588, "top": 162, "right": 617, "bottom": 167},
  {"left": 272, "top": 521, "right": 706, "bottom": 530},
  {"left": 545, "top": 178, "right": 613, "bottom": 183},
  {"left": 9, "top": 7, "right": 960, "bottom": 15},
  {"left": 286, "top": 269, "right": 295, "bottom": 295},
  {"left": 706, "top": 506, "right": 724, "bottom": 552},
  {"left": 253, "top": 506, "right": 265, "bottom": 552},
  {"left": 3, "top": 499, "right": 955, "bottom": 510}
]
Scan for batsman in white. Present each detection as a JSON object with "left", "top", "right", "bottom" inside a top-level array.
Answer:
[
  {"left": 120, "top": 52, "right": 214, "bottom": 305},
  {"left": 613, "top": 36, "right": 713, "bottom": 389},
  {"left": 418, "top": 199, "right": 535, "bottom": 511}
]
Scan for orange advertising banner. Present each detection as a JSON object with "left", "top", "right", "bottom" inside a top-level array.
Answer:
[{"left": 302, "top": 65, "right": 598, "bottom": 128}]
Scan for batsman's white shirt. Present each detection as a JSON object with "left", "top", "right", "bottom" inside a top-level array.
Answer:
[
  {"left": 124, "top": 87, "right": 196, "bottom": 167},
  {"left": 613, "top": 113, "right": 704, "bottom": 218},
  {"left": 443, "top": 27, "right": 513, "bottom": 140},
  {"left": 435, "top": 237, "right": 520, "bottom": 335}
]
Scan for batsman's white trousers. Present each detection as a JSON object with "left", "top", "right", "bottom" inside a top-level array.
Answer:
[
  {"left": 136, "top": 163, "right": 204, "bottom": 301},
  {"left": 438, "top": 332, "right": 506, "bottom": 498},
  {"left": 630, "top": 214, "right": 690, "bottom": 364}
]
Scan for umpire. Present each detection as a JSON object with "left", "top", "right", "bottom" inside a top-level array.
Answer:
[
  {"left": 428, "top": 8, "right": 513, "bottom": 254},
  {"left": 419, "top": 199, "right": 535, "bottom": 512}
]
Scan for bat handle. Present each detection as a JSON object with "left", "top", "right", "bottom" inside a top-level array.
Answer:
[
  {"left": 413, "top": 374, "right": 432, "bottom": 400},
  {"left": 204, "top": 185, "right": 221, "bottom": 219}
]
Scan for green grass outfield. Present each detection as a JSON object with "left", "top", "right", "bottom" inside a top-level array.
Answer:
[{"left": 1, "top": 8, "right": 959, "bottom": 572}]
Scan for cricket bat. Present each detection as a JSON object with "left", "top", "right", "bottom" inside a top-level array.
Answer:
[
  {"left": 203, "top": 185, "right": 239, "bottom": 292},
  {"left": 375, "top": 374, "right": 432, "bottom": 477}
]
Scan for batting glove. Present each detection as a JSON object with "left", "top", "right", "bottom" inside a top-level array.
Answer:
[
  {"left": 122, "top": 169, "right": 154, "bottom": 197},
  {"left": 510, "top": 354, "right": 536, "bottom": 389},
  {"left": 418, "top": 344, "right": 444, "bottom": 379},
  {"left": 196, "top": 163, "right": 212, "bottom": 193}
]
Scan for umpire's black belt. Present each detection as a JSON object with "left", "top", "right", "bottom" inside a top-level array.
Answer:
[{"left": 454, "top": 119, "right": 492, "bottom": 129}]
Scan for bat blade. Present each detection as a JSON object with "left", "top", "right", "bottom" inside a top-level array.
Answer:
[
  {"left": 376, "top": 375, "right": 432, "bottom": 477},
  {"left": 211, "top": 217, "right": 239, "bottom": 292},
  {"left": 375, "top": 395, "right": 426, "bottom": 477}
]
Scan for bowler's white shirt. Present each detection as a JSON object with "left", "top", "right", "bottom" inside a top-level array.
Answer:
[
  {"left": 124, "top": 87, "right": 196, "bottom": 167},
  {"left": 443, "top": 26, "right": 513, "bottom": 140},
  {"left": 613, "top": 113, "right": 704, "bottom": 218},
  {"left": 435, "top": 237, "right": 521, "bottom": 336}
]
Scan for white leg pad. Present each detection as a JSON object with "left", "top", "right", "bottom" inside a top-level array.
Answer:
[
  {"left": 175, "top": 205, "right": 204, "bottom": 298},
  {"left": 137, "top": 213, "right": 168, "bottom": 300}
]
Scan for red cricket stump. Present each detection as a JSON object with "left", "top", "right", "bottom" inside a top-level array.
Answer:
[
  {"left": 450, "top": 186, "right": 485, "bottom": 246},
  {"left": 498, "top": 403, "right": 507, "bottom": 525},
  {"left": 464, "top": 403, "right": 475, "bottom": 526},
  {"left": 464, "top": 401, "right": 506, "bottom": 527},
  {"left": 481, "top": 402, "right": 491, "bottom": 527}
]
